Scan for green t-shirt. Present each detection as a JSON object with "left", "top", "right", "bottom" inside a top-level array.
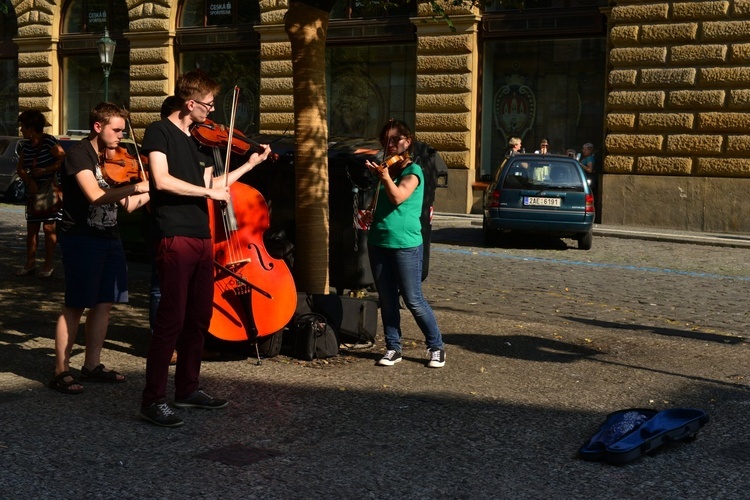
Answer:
[{"left": 368, "top": 162, "right": 424, "bottom": 249}]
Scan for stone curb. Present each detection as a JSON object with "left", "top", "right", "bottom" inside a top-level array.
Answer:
[{"left": 433, "top": 213, "right": 750, "bottom": 249}]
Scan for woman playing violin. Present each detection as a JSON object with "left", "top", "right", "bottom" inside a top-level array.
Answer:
[
  {"left": 364, "top": 120, "right": 446, "bottom": 369},
  {"left": 139, "top": 69, "right": 272, "bottom": 427}
]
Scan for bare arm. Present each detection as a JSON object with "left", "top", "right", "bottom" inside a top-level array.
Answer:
[
  {"left": 75, "top": 169, "right": 149, "bottom": 208},
  {"left": 16, "top": 151, "right": 30, "bottom": 184},
  {"left": 580, "top": 158, "right": 594, "bottom": 174},
  {"left": 211, "top": 145, "right": 273, "bottom": 189},
  {"left": 365, "top": 159, "right": 419, "bottom": 206},
  {"left": 43, "top": 144, "right": 65, "bottom": 177},
  {"left": 17, "top": 144, "right": 66, "bottom": 194},
  {"left": 149, "top": 150, "right": 230, "bottom": 202},
  {"left": 119, "top": 186, "right": 150, "bottom": 213}
]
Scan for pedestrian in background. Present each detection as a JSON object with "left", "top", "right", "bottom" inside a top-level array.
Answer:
[
  {"left": 49, "top": 103, "right": 150, "bottom": 395},
  {"left": 15, "top": 110, "right": 65, "bottom": 278},
  {"left": 534, "top": 138, "right": 549, "bottom": 154},
  {"left": 505, "top": 137, "right": 523, "bottom": 158},
  {"left": 579, "top": 142, "right": 596, "bottom": 190},
  {"left": 364, "top": 120, "right": 445, "bottom": 368},
  {"left": 579, "top": 143, "right": 595, "bottom": 176}
]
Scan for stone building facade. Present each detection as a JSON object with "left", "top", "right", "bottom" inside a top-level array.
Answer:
[
  {"left": 604, "top": 0, "right": 750, "bottom": 232},
  {"left": 3, "top": 1, "right": 750, "bottom": 233}
]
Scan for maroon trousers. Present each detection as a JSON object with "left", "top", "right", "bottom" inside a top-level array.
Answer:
[{"left": 142, "top": 236, "right": 214, "bottom": 407}]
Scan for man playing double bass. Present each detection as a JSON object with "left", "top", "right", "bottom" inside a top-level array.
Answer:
[{"left": 139, "top": 69, "right": 272, "bottom": 427}]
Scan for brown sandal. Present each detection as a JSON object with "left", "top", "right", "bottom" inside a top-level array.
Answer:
[
  {"left": 80, "top": 364, "right": 126, "bottom": 383},
  {"left": 48, "top": 371, "right": 84, "bottom": 395}
]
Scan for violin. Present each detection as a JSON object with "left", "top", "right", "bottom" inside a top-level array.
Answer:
[
  {"left": 100, "top": 146, "right": 148, "bottom": 186},
  {"left": 378, "top": 154, "right": 407, "bottom": 174},
  {"left": 191, "top": 118, "right": 279, "bottom": 161},
  {"left": 368, "top": 154, "right": 408, "bottom": 212}
]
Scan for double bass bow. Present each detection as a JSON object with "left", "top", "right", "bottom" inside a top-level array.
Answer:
[{"left": 202, "top": 86, "right": 296, "bottom": 343}]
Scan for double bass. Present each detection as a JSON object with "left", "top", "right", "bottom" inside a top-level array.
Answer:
[{"left": 198, "top": 87, "right": 296, "bottom": 343}]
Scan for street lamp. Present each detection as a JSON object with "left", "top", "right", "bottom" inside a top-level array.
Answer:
[{"left": 96, "top": 28, "right": 116, "bottom": 102}]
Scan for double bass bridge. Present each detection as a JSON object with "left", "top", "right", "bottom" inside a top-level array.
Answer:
[{"left": 214, "top": 260, "right": 272, "bottom": 299}]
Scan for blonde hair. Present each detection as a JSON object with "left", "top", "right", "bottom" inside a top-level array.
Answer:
[{"left": 508, "top": 137, "right": 522, "bottom": 147}]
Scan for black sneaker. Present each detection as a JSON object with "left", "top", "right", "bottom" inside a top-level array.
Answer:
[
  {"left": 140, "top": 400, "right": 184, "bottom": 427},
  {"left": 174, "top": 389, "right": 229, "bottom": 409},
  {"left": 427, "top": 348, "right": 446, "bottom": 368},
  {"left": 377, "top": 349, "right": 402, "bottom": 366}
]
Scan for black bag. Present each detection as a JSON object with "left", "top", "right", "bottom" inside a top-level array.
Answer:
[
  {"left": 304, "top": 294, "right": 378, "bottom": 346},
  {"left": 255, "top": 329, "right": 283, "bottom": 358},
  {"left": 293, "top": 313, "right": 339, "bottom": 361}
]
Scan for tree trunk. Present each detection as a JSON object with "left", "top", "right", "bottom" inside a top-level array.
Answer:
[{"left": 284, "top": 2, "right": 331, "bottom": 294}]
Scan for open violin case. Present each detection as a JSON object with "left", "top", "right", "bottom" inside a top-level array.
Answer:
[{"left": 578, "top": 408, "right": 709, "bottom": 464}]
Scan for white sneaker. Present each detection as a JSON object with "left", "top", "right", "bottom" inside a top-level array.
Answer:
[{"left": 378, "top": 350, "right": 402, "bottom": 366}]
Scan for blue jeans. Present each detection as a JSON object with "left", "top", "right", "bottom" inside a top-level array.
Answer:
[{"left": 368, "top": 244, "right": 443, "bottom": 352}]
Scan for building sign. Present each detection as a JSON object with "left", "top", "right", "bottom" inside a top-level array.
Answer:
[
  {"left": 208, "top": 1, "right": 232, "bottom": 25},
  {"left": 88, "top": 10, "right": 107, "bottom": 28}
]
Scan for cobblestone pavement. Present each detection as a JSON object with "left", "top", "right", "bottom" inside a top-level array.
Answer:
[
  {"left": 428, "top": 219, "right": 750, "bottom": 344},
  {"left": 0, "top": 202, "right": 748, "bottom": 499}
]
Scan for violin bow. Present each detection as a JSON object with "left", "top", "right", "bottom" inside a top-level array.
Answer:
[
  {"left": 368, "top": 118, "right": 394, "bottom": 213},
  {"left": 123, "top": 106, "right": 148, "bottom": 182},
  {"left": 223, "top": 86, "right": 241, "bottom": 188}
]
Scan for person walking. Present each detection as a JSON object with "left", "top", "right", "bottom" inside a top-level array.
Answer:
[
  {"left": 49, "top": 103, "right": 150, "bottom": 395},
  {"left": 364, "top": 120, "right": 445, "bottom": 369},
  {"left": 15, "top": 110, "right": 65, "bottom": 278},
  {"left": 139, "top": 69, "right": 272, "bottom": 427}
]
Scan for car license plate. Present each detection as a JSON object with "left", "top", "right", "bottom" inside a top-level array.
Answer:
[{"left": 524, "top": 196, "right": 561, "bottom": 207}]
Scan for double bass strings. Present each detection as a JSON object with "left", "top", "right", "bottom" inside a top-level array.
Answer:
[{"left": 220, "top": 86, "right": 244, "bottom": 268}]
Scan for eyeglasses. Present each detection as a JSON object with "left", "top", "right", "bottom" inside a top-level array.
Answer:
[
  {"left": 386, "top": 136, "right": 405, "bottom": 146},
  {"left": 193, "top": 99, "right": 215, "bottom": 110}
]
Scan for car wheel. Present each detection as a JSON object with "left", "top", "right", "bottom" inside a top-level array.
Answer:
[
  {"left": 578, "top": 230, "right": 593, "bottom": 250},
  {"left": 483, "top": 218, "right": 498, "bottom": 247}
]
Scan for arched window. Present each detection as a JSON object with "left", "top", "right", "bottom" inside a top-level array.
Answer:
[
  {"left": 0, "top": 0, "right": 19, "bottom": 135},
  {"left": 59, "top": 0, "right": 130, "bottom": 133},
  {"left": 176, "top": 0, "right": 261, "bottom": 134},
  {"left": 327, "top": 1, "right": 418, "bottom": 138},
  {"left": 181, "top": 0, "right": 259, "bottom": 27},
  {"left": 479, "top": 1, "right": 609, "bottom": 178},
  {"left": 62, "top": 0, "right": 128, "bottom": 33}
]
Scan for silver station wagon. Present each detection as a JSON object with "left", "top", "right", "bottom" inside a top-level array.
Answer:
[{"left": 482, "top": 153, "right": 595, "bottom": 250}]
